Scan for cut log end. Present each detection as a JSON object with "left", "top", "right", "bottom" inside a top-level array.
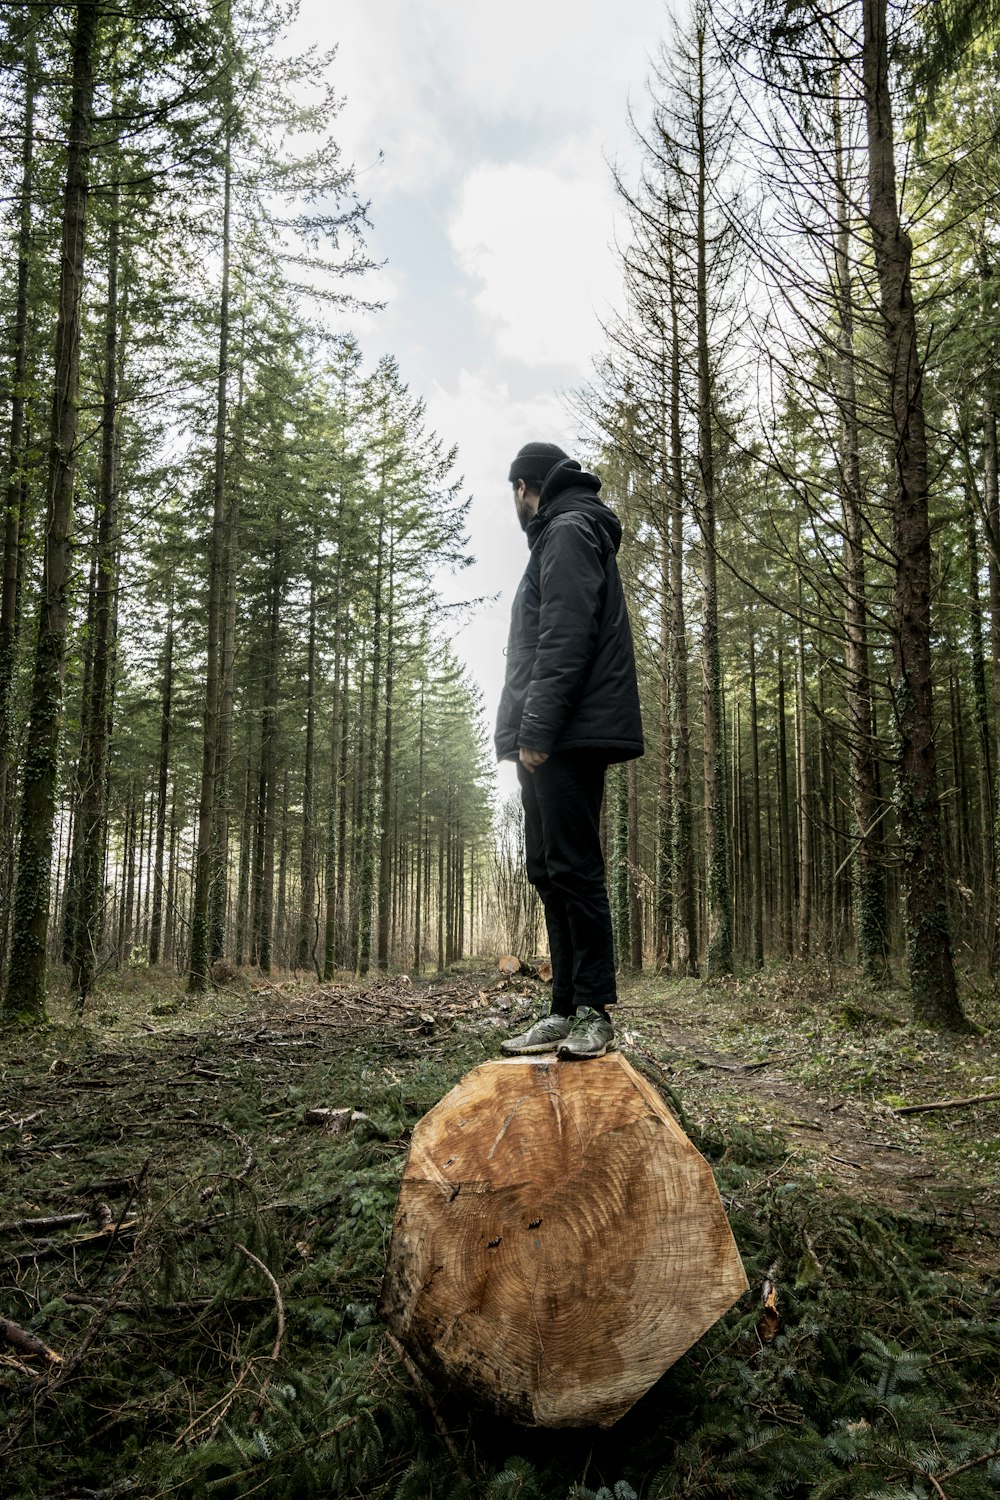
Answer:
[{"left": 379, "top": 1053, "right": 747, "bottom": 1428}]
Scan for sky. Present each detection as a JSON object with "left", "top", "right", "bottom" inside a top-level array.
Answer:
[{"left": 290, "top": 0, "right": 677, "bottom": 786}]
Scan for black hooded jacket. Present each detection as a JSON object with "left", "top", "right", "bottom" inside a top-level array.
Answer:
[{"left": 494, "top": 459, "right": 644, "bottom": 763}]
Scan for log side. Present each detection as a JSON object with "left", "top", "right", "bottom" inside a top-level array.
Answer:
[{"left": 379, "top": 1052, "right": 748, "bottom": 1427}]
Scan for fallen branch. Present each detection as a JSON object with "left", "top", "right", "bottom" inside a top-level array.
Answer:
[
  {"left": 0, "top": 1211, "right": 89, "bottom": 1236},
  {"left": 893, "top": 1091, "right": 1000, "bottom": 1116},
  {"left": 0, "top": 1315, "right": 63, "bottom": 1365},
  {"left": 237, "top": 1243, "right": 286, "bottom": 1425},
  {"left": 61, "top": 1292, "right": 280, "bottom": 1314},
  {"left": 0, "top": 1110, "right": 43, "bottom": 1132},
  {"left": 6, "top": 1220, "right": 141, "bottom": 1263},
  {"left": 385, "top": 1331, "right": 470, "bottom": 1482},
  {"left": 757, "top": 1261, "right": 782, "bottom": 1345},
  {"left": 0, "top": 1233, "right": 149, "bottom": 1464}
]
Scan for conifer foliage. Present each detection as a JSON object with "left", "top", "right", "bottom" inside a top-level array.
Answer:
[
  {"left": 590, "top": 0, "right": 1000, "bottom": 1024},
  {"left": 0, "top": 3, "right": 491, "bottom": 1020}
]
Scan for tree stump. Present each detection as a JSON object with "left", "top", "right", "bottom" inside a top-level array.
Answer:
[{"left": 378, "top": 1053, "right": 748, "bottom": 1428}]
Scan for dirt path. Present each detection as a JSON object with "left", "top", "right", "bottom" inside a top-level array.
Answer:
[{"left": 623, "top": 1010, "right": 1000, "bottom": 1262}]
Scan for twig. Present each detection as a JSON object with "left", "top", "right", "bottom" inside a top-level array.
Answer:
[
  {"left": 237, "top": 1243, "right": 286, "bottom": 1424},
  {"left": 893, "top": 1091, "right": 1000, "bottom": 1116},
  {"left": 90, "top": 1160, "right": 150, "bottom": 1281},
  {"left": 173, "top": 1243, "right": 286, "bottom": 1445},
  {"left": 37, "top": 1486, "right": 137, "bottom": 1500},
  {"left": 937, "top": 1448, "right": 1000, "bottom": 1482},
  {"left": 385, "top": 1330, "right": 471, "bottom": 1482}
]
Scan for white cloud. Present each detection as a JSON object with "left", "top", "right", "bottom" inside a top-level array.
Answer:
[
  {"left": 423, "top": 367, "right": 591, "bottom": 731},
  {"left": 285, "top": 0, "right": 681, "bottom": 718},
  {"left": 448, "top": 145, "right": 622, "bottom": 368},
  {"left": 294, "top": 0, "right": 670, "bottom": 196}
]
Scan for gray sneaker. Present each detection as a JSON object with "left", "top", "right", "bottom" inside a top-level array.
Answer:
[
  {"left": 556, "top": 1006, "right": 615, "bottom": 1060},
  {"left": 500, "top": 1012, "right": 574, "bottom": 1056}
]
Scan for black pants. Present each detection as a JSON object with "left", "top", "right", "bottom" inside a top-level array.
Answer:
[{"left": 517, "top": 752, "right": 617, "bottom": 1015}]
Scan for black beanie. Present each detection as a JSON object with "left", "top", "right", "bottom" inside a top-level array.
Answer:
[{"left": 508, "top": 441, "right": 569, "bottom": 489}]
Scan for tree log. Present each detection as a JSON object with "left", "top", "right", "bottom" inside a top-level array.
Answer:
[{"left": 379, "top": 1053, "right": 747, "bottom": 1427}]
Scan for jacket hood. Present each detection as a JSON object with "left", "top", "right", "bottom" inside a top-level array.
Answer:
[{"left": 529, "top": 459, "right": 622, "bottom": 553}]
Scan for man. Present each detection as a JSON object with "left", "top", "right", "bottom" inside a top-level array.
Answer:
[{"left": 495, "top": 441, "right": 643, "bottom": 1061}]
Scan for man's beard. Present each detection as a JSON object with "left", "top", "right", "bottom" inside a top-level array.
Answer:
[{"left": 515, "top": 493, "right": 534, "bottom": 532}]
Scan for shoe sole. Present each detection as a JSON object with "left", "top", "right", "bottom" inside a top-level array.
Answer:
[
  {"left": 556, "top": 1040, "right": 616, "bottom": 1061},
  {"left": 500, "top": 1037, "right": 569, "bottom": 1056}
]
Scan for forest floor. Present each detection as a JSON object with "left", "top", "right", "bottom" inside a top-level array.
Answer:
[{"left": 2, "top": 959, "right": 999, "bottom": 1499}]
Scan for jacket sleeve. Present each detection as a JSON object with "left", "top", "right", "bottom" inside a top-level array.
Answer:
[{"left": 517, "top": 516, "right": 607, "bottom": 752}]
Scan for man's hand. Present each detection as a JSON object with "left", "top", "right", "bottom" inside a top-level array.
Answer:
[{"left": 519, "top": 747, "right": 549, "bottom": 774}]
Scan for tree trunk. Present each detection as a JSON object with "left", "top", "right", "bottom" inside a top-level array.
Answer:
[
  {"left": 795, "top": 581, "right": 811, "bottom": 959},
  {"left": 297, "top": 544, "right": 318, "bottom": 970},
  {"left": 667, "top": 223, "right": 698, "bottom": 977},
  {"left": 149, "top": 594, "right": 174, "bottom": 967},
  {"left": 628, "top": 757, "right": 643, "bottom": 970},
  {"left": 963, "top": 490, "right": 993, "bottom": 919},
  {"left": 165, "top": 786, "right": 178, "bottom": 967},
  {"left": 276, "top": 767, "right": 289, "bottom": 966},
  {"left": 413, "top": 670, "right": 425, "bottom": 974},
  {"left": 235, "top": 726, "right": 255, "bottom": 967},
  {"left": 862, "top": 0, "right": 964, "bottom": 1026},
  {"left": 655, "top": 515, "right": 673, "bottom": 972},
  {"left": 3, "top": 1, "right": 99, "bottom": 1021},
  {"left": 255, "top": 544, "right": 281, "bottom": 972},
  {"left": 437, "top": 818, "right": 445, "bottom": 973},
  {"left": 777, "top": 635, "right": 794, "bottom": 958},
  {"left": 748, "top": 626, "right": 764, "bottom": 969},
  {"left": 0, "top": 25, "right": 38, "bottom": 966},
  {"left": 986, "top": 401, "right": 1000, "bottom": 972},
  {"left": 71, "top": 172, "right": 122, "bottom": 1007},
  {"left": 189, "top": 106, "right": 233, "bottom": 992},
  {"left": 357, "top": 519, "right": 384, "bottom": 975},
  {"left": 832, "top": 64, "right": 891, "bottom": 987},
  {"left": 336, "top": 656, "right": 353, "bottom": 971},
  {"left": 377, "top": 535, "right": 395, "bottom": 968},
  {"left": 694, "top": 19, "right": 732, "bottom": 976},
  {"left": 323, "top": 553, "right": 346, "bottom": 980}
]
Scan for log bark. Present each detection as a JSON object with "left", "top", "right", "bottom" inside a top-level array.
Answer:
[{"left": 380, "top": 1053, "right": 747, "bottom": 1427}]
